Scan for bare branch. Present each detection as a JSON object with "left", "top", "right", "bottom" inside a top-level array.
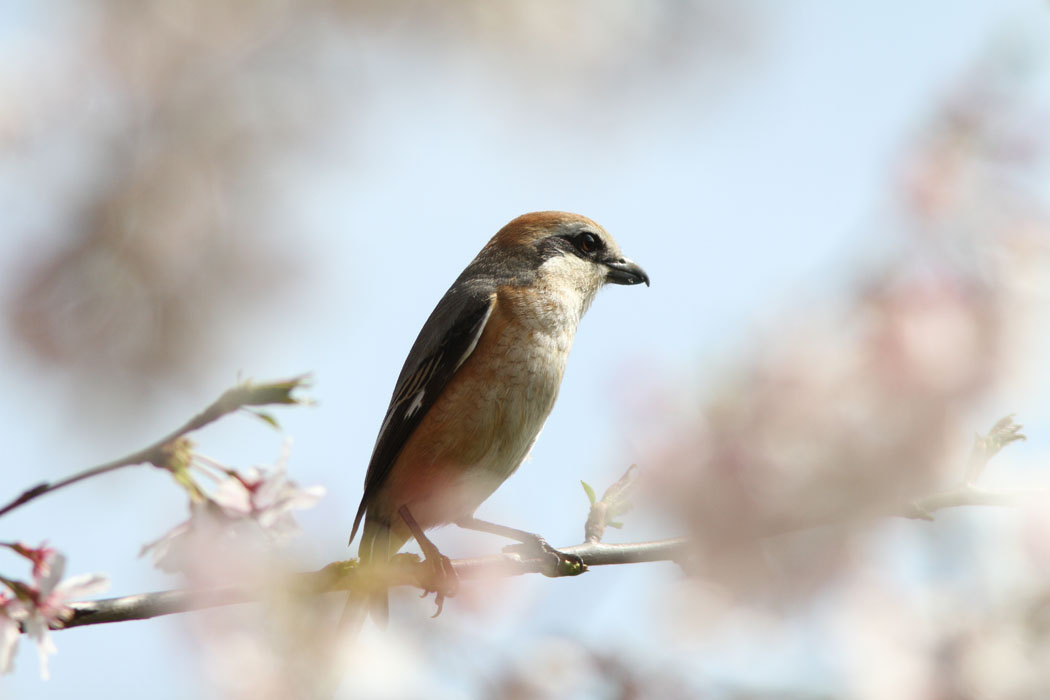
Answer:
[
  {"left": 57, "top": 477, "right": 1037, "bottom": 630},
  {"left": 904, "top": 414, "right": 1031, "bottom": 520},
  {"left": 62, "top": 538, "right": 689, "bottom": 629},
  {"left": 965, "top": 414, "right": 1026, "bottom": 484},
  {"left": 583, "top": 465, "right": 638, "bottom": 544},
  {"left": 54, "top": 414, "right": 1038, "bottom": 631},
  {"left": 0, "top": 375, "right": 312, "bottom": 519},
  {"left": 904, "top": 485, "right": 1046, "bottom": 519}
]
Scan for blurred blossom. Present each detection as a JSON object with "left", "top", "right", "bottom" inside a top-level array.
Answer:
[
  {"left": 210, "top": 443, "right": 326, "bottom": 543},
  {"left": 0, "top": 595, "right": 21, "bottom": 675},
  {"left": 140, "top": 500, "right": 247, "bottom": 578},
  {"left": 192, "top": 598, "right": 345, "bottom": 700},
  {"left": 139, "top": 481, "right": 332, "bottom": 696},
  {"left": 643, "top": 47, "right": 1049, "bottom": 621},
  {"left": 3, "top": 542, "right": 59, "bottom": 582},
  {"left": 332, "top": 629, "right": 430, "bottom": 700},
  {"left": 189, "top": 593, "right": 434, "bottom": 699},
  {"left": 646, "top": 278, "right": 996, "bottom": 600},
  {"left": 141, "top": 444, "right": 324, "bottom": 581},
  {"left": 830, "top": 572, "right": 936, "bottom": 700},
  {"left": 944, "top": 588, "right": 1050, "bottom": 697},
  {"left": 8, "top": 187, "right": 290, "bottom": 370},
  {"left": 1, "top": 0, "right": 753, "bottom": 415},
  {"left": 17, "top": 555, "right": 109, "bottom": 680},
  {"left": 827, "top": 543, "right": 1050, "bottom": 699},
  {"left": 899, "top": 49, "right": 1050, "bottom": 278},
  {"left": 4, "top": 3, "right": 1050, "bottom": 698},
  {"left": 489, "top": 634, "right": 713, "bottom": 700},
  {"left": 0, "top": 550, "right": 109, "bottom": 680},
  {"left": 498, "top": 636, "right": 593, "bottom": 699}
]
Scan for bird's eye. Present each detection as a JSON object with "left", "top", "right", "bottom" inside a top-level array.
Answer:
[{"left": 575, "top": 232, "right": 600, "bottom": 254}]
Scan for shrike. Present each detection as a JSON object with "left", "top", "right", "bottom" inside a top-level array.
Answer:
[{"left": 348, "top": 211, "right": 648, "bottom": 622}]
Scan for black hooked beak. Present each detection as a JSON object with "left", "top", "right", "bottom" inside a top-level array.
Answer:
[{"left": 605, "top": 257, "right": 650, "bottom": 287}]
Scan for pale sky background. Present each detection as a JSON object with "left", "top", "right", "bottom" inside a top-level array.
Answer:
[{"left": 2, "top": 1, "right": 1049, "bottom": 698}]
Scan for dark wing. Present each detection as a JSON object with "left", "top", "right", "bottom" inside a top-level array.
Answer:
[{"left": 349, "top": 287, "right": 496, "bottom": 544}]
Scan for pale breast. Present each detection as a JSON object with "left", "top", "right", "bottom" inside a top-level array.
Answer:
[
  {"left": 385, "top": 284, "right": 585, "bottom": 526},
  {"left": 436, "top": 286, "right": 577, "bottom": 477}
]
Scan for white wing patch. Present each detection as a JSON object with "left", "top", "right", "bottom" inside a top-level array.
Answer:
[
  {"left": 405, "top": 389, "right": 425, "bottom": 418},
  {"left": 453, "top": 297, "right": 495, "bottom": 372},
  {"left": 374, "top": 295, "right": 494, "bottom": 451}
]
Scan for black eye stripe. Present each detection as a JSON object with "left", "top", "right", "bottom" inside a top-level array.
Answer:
[
  {"left": 542, "top": 231, "right": 607, "bottom": 262},
  {"left": 574, "top": 232, "right": 603, "bottom": 256}
]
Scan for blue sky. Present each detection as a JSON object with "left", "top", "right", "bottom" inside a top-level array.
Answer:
[{"left": 2, "top": 1, "right": 1049, "bottom": 697}]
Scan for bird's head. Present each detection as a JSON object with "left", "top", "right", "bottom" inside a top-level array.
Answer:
[{"left": 483, "top": 212, "right": 650, "bottom": 303}]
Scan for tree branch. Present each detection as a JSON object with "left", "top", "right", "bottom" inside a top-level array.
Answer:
[
  {"left": 583, "top": 465, "right": 638, "bottom": 544},
  {"left": 903, "top": 485, "right": 1046, "bottom": 520},
  {"left": 903, "top": 414, "right": 1031, "bottom": 520},
  {"left": 63, "top": 538, "right": 689, "bottom": 629},
  {"left": 57, "top": 483, "right": 1032, "bottom": 630},
  {"left": 0, "top": 375, "right": 311, "bottom": 519},
  {"left": 55, "top": 416, "right": 1037, "bottom": 631}
]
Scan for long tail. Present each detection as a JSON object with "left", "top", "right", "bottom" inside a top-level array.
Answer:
[{"left": 340, "top": 519, "right": 394, "bottom": 634}]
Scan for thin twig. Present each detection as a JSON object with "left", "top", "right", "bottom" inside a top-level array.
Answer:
[
  {"left": 58, "top": 414, "right": 1037, "bottom": 631},
  {"left": 0, "top": 375, "right": 311, "bottom": 519},
  {"left": 58, "top": 479, "right": 1035, "bottom": 630},
  {"left": 904, "top": 486, "right": 1046, "bottom": 519},
  {"left": 964, "top": 414, "right": 1026, "bottom": 484},
  {"left": 583, "top": 465, "right": 638, "bottom": 544},
  {"left": 63, "top": 538, "right": 689, "bottom": 629},
  {"left": 907, "top": 414, "right": 1030, "bottom": 520}
]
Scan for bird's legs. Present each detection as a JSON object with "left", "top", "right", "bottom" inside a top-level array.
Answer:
[
  {"left": 454, "top": 515, "right": 587, "bottom": 576},
  {"left": 398, "top": 505, "right": 458, "bottom": 617}
]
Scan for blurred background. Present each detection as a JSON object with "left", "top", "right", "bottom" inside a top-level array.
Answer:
[{"left": 2, "top": 1, "right": 1050, "bottom": 698}]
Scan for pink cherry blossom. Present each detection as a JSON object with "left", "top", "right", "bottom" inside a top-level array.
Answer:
[
  {"left": 19, "top": 553, "right": 108, "bottom": 679},
  {"left": 0, "top": 551, "right": 108, "bottom": 679},
  {"left": 142, "top": 442, "right": 324, "bottom": 577},
  {"left": 0, "top": 595, "right": 20, "bottom": 675}
]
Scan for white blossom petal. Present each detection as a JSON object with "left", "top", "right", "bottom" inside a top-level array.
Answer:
[
  {"left": 0, "top": 611, "right": 21, "bottom": 675},
  {"left": 54, "top": 573, "right": 110, "bottom": 602},
  {"left": 21, "top": 616, "right": 56, "bottom": 680}
]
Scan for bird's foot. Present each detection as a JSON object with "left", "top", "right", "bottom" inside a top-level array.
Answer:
[
  {"left": 399, "top": 505, "right": 459, "bottom": 617},
  {"left": 416, "top": 550, "right": 458, "bottom": 618},
  {"left": 503, "top": 536, "right": 587, "bottom": 578}
]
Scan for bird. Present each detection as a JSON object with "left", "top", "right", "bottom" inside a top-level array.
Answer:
[{"left": 346, "top": 211, "right": 649, "bottom": 625}]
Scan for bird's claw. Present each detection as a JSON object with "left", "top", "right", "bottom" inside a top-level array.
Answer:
[
  {"left": 503, "top": 536, "right": 587, "bottom": 577},
  {"left": 399, "top": 504, "right": 459, "bottom": 617},
  {"left": 417, "top": 551, "right": 458, "bottom": 617}
]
